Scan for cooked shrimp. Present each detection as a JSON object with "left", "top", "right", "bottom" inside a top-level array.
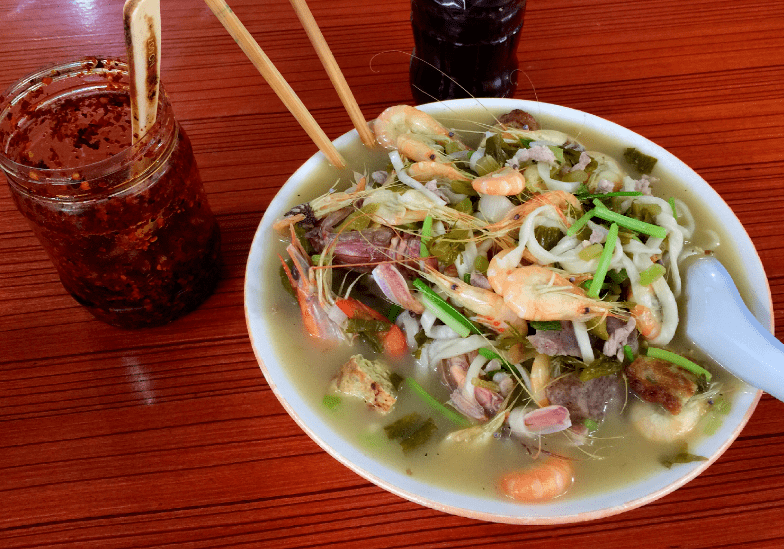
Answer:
[
  {"left": 629, "top": 398, "right": 708, "bottom": 443},
  {"left": 481, "top": 191, "right": 581, "bottom": 237},
  {"left": 530, "top": 353, "right": 551, "bottom": 406},
  {"left": 497, "top": 458, "right": 574, "bottom": 502},
  {"left": 472, "top": 166, "right": 526, "bottom": 196},
  {"left": 631, "top": 303, "right": 661, "bottom": 340},
  {"left": 372, "top": 105, "right": 459, "bottom": 150},
  {"left": 487, "top": 252, "right": 617, "bottom": 322},
  {"left": 279, "top": 229, "right": 346, "bottom": 345},
  {"left": 396, "top": 134, "right": 452, "bottom": 163},
  {"left": 408, "top": 161, "right": 471, "bottom": 182},
  {"left": 421, "top": 265, "right": 527, "bottom": 333},
  {"left": 335, "top": 297, "right": 408, "bottom": 358}
]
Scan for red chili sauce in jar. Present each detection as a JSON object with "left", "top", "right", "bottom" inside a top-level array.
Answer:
[{"left": 0, "top": 58, "right": 220, "bottom": 328}]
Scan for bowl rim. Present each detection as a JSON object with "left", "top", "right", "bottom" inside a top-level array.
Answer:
[{"left": 244, "top": 98, "right": 769, "bottom": 524}]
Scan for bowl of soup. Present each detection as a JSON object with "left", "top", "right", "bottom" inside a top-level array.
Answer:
[{"left": 244, "top": 98, "right": 770, "bottom": 523}]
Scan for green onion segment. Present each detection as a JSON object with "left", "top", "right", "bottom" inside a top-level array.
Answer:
[
  {"left": 669, "top": 197, "right": 678, "bottom": 219},
  {"left": 567, "top": 208, "right": 595, "bottom": 237},
  {"left": 623, "top": 344, "right": 635, "bottom": 362},
  {"left": 413, "top": 278, "right": 480, "bottom": 337},
  {"left": 646, "top": 347, "right": 712, "bottom": 382},
  {"left": 638, "top": 263, "right": 666, "bottom": 286},
  {"left": 587, "top": 223, "right": 618, "bottom": 298},
  {"left": 405, "top": 378, "right": 471, "bottom": 427},
  {"left": 591, "top": 199, "right": 667, "bottom": 239}
]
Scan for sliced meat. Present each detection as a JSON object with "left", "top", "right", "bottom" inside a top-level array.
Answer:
[
  {"left": 527, "top": 322, "right": 581, "bottom": 357},
  {"left": 625, "top": 356, "right": 698, "bottom": 415},
  {"left": 602, "top": 317, "right": 638, "bottom": 361},
  {"left": 498, "top": 109, "right": 540, "bottom": 131},
  {"left": 545, "top": 374, "right": 625, "bottom": 423},
  {"left": 330, "top": 354, "right": 397, "bottom": 414}
]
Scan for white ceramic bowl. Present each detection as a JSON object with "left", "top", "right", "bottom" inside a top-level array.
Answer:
[{"left": 244, "top": 98, "right": 770, "bottom": 524}]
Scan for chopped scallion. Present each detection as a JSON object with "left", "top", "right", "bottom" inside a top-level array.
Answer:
[
  {"left": 591, "top": 199, "right": 667, "bottom": 240},
  {"left": 405, "top": 378, "right": 471, "bottom": 427},
  {"left": 638, "top": 263, "right": 666, "bottom": 286},
  {"left": 669, "top": 197, "right": 678, "bottom": 219},
  {"left": 583, "top": 418, "right": 599, "bottom": 431},
  {"left": 646, "top": 347, "right": 712, "bottom": 382},
  {"left": 566, "top": 208, "right": 596, "bottom": 237},
  {"left": 413, "top": 278, "right": 480, "bottom": 337},
  {"left": 576, "top": 191, "right": 643, "bottom": 201},
  {"left": 587, "top": 223, "right": 618, "bottom": 298},
  {"left": 478, "top": 347, "right": 516, "bottom": 374},
  {"left": 623, "top": 344, "right": 634, "bottom": 362}
]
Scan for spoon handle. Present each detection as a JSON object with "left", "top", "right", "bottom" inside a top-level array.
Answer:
[{"left": 686, "top": 259, "right": 784, "bottom": 401}]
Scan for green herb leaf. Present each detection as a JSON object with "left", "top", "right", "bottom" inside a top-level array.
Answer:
[
  {"left": 530, "top": 320, "right": 562, "bottom": 331},
  {"left": 660, "top": 443, "right": 708, "bottom": 468},
  {"left": 384, "top": 412, "right": 424, "bottom": 439},
  {"left": 399, "top": 418, "right": 438, "bottom": 453}
]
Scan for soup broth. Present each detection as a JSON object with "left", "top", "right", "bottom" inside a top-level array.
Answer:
[{"left": 258, "top": 104, "right": 754, "bottom": 502}]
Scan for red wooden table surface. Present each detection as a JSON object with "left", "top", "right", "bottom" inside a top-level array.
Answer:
[{"left": 2, "top": 0, "right": 784, "bottom": 546}]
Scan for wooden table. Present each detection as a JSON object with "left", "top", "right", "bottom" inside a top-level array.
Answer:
[{"left": 2, "top": 0, "right": 783, "bottom": 546}]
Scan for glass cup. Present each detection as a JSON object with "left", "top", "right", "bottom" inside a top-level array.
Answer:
[{"left": 0, "top": 57, "right": 221, "bottom": 328}]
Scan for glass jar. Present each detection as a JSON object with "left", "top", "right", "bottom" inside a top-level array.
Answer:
[
  {"left": 0, "top": 57, "right": 221, "bottom": 328},
  {"left": 409, "top": 0, "right": 527, "bottom": 104}
]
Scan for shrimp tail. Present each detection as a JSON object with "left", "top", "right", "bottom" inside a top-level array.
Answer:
[{"left": 498, "top": 457, "right": 574, "bottom": 502}]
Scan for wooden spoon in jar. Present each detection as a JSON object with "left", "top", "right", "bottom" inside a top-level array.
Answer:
[{"left": 123, "top": 0, "right": 162, "bottom": 143}]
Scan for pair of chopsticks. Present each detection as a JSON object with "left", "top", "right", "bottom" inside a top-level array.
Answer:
[{"left": 203, "top": 0, "right": 375, "bottom": 169}]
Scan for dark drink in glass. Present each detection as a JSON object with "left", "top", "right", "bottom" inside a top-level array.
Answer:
[{"left": 409, "top": 0, "right": 526, "bottom": 104}]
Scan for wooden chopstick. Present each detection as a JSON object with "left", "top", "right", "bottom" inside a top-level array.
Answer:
[
  {"left": 203, "top": 0, "right": 347, "bottom": 169},
  {"left": 287, "top": 0, "right": 375, "bottom": 148}
]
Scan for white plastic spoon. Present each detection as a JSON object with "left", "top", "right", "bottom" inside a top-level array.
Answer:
[
  {"left": 123, "top": 0, "right": 161, "bottom": 142},
  {"left": 684, "top": 256, "right": 783, "bottom": 401}
]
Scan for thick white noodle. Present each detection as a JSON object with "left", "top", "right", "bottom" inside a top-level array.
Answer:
[
  {"left": 389, "top": 150, "right": 447, "bottom": 206},
  {"left": 649, "top": 277, "right": 679, "bottom": 345},
  {"left": 417, "top": 334, "right": 488, "bottom": 370},
  {"left": 463, "top": 354, "right": 490, "bottom": 400},
  {"left": 537, "top": 161, "right": 582, "bottom": 192},
  {"left": 674, "top": 198, "right": 695, "bottom": 239},
  {"left": 395, "top": 311, "right": 420, "bottom": 350},
  {"left": 572, "top": 320, "right": 596, "bottom": 363}
]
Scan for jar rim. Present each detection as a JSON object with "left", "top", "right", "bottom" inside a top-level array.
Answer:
[{"left": 0, "top": 56, "right": 173, "bottom": 185}]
